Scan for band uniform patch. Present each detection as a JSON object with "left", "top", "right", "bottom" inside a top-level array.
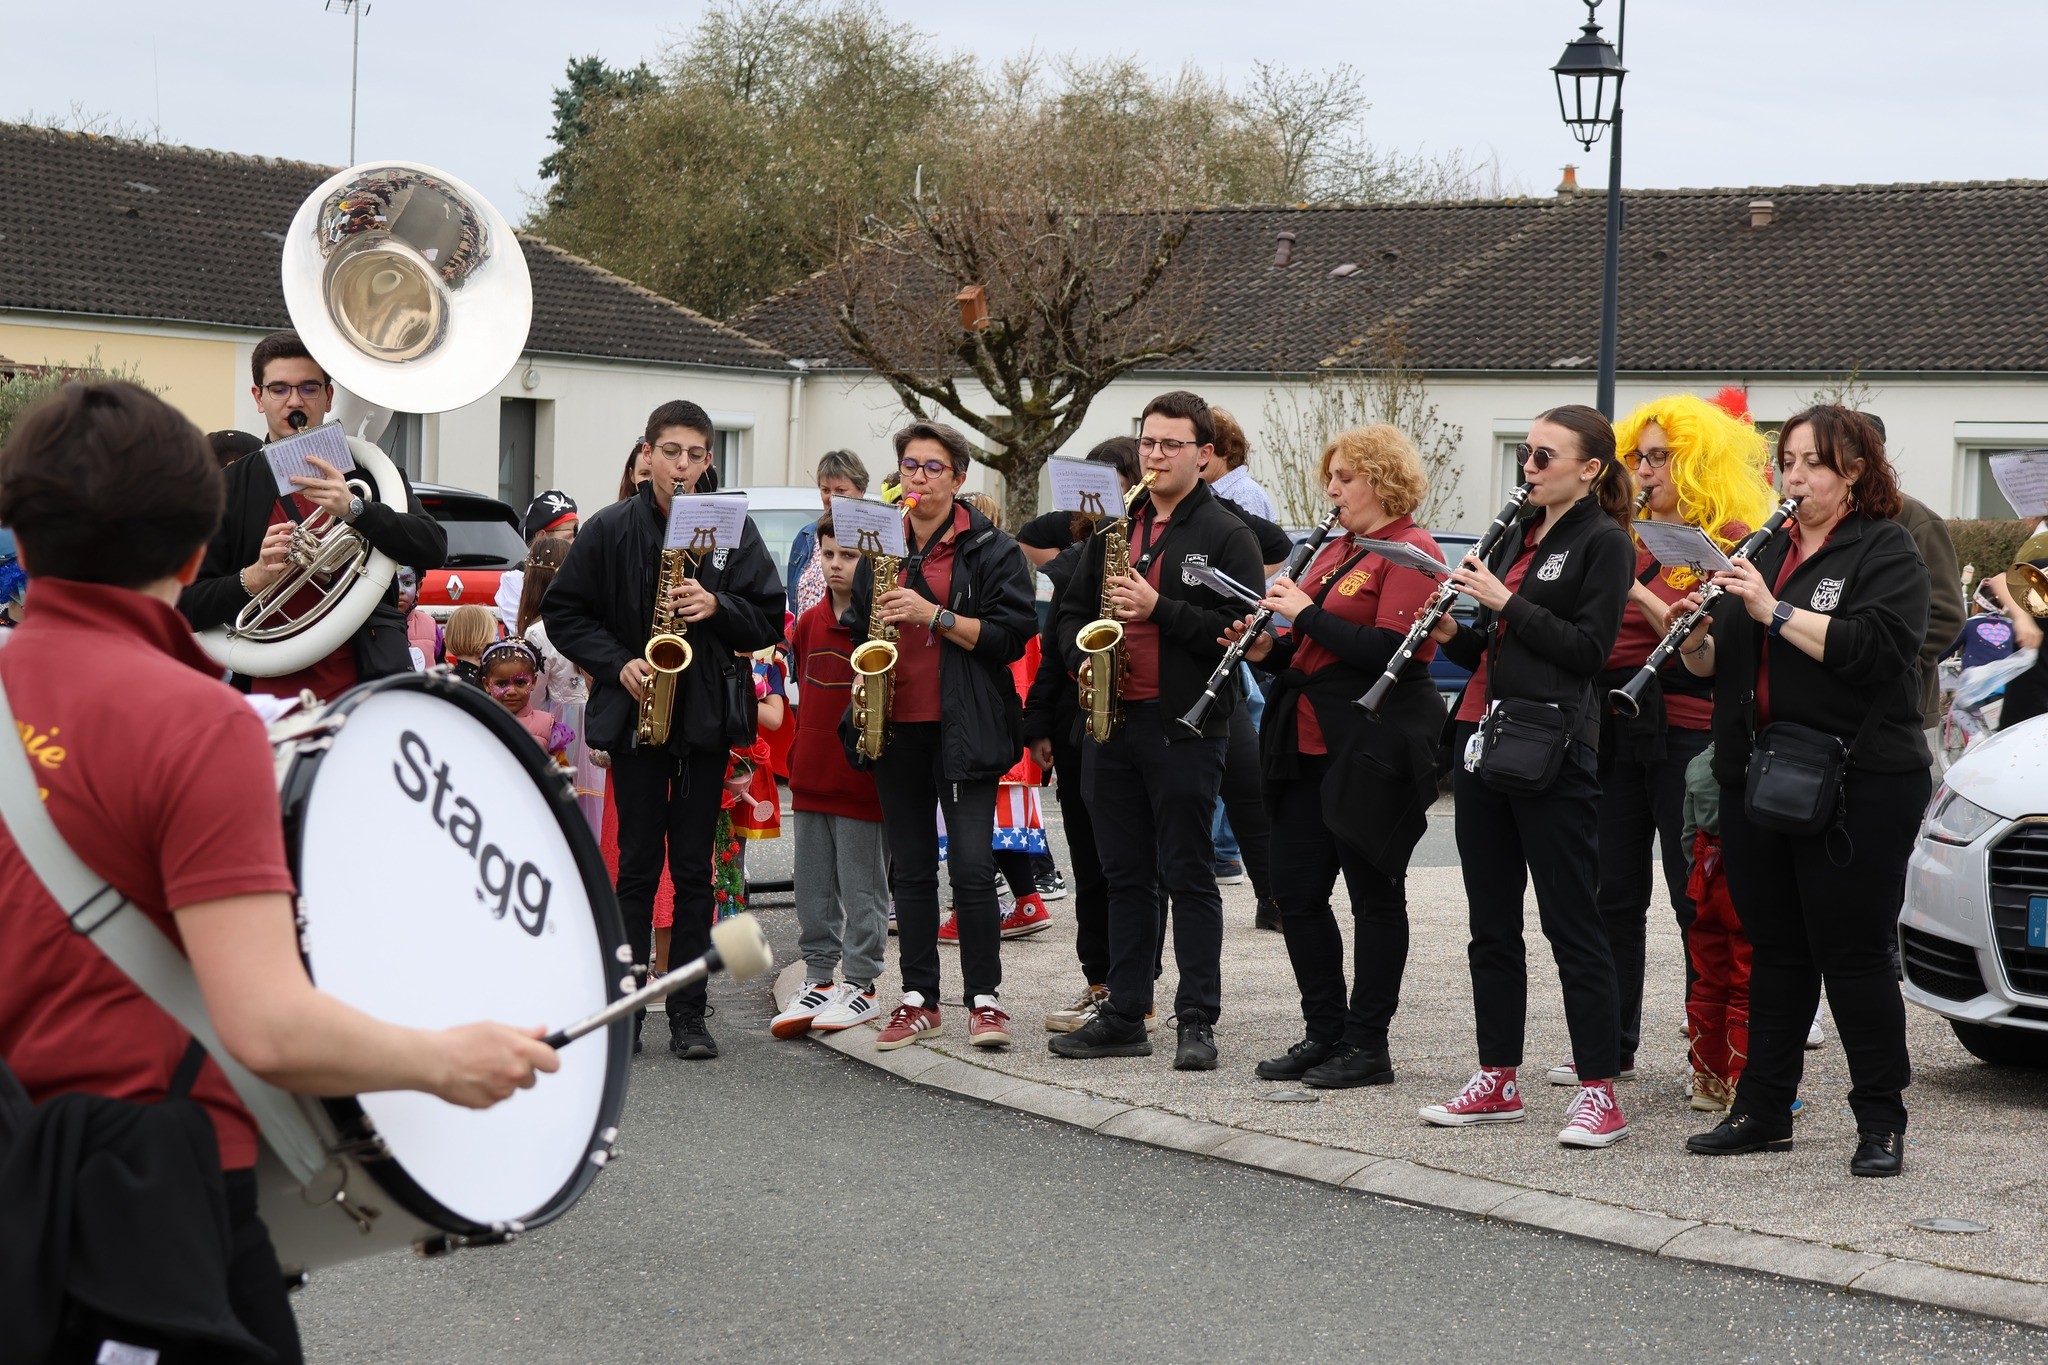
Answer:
[
  {"left": 1337, "top": 567, "right": 1373, "bottom": 596},
  {"left": 1180, "top": 552, "right": 1209, "bottom": 587},
  {"left": 712, "top": 548, "right": 730, "bottom": 570},
  {"left": 1810, "top": 577, "right": 1844, "bottom": 612},
  {"left": 1536, "top": 551, "right": 1569, "bottom": 582}
]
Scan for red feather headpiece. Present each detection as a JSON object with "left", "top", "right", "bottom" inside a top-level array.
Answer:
[{"left": 1710, "top": 385, "right": 1752, "bottom": 424}]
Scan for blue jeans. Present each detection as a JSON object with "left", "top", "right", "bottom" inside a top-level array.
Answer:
[{"left": 1211, "top": 665, "right": 1264, "bottom": 863}]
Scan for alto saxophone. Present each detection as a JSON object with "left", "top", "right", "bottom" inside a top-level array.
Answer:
[
  {"left": 1074, "top": 471, "right": 1158, "bottom": 743},
  {"left": 636, "top": 547, "right": 697, "bottom": 745},
  {"left": 848, "top": 551, "right": 902, "bottom": 761}
]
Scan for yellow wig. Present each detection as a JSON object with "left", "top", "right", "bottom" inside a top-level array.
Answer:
[{"left": 1614, "top": 393, "right": 1775, "bottom": 549}]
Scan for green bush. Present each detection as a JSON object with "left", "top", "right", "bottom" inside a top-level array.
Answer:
[
  {"left": 0, "top": 350, "right": 150, "bottom": 448},
  {"left": 1947, "top": 519, "right": 2038, "bottom": 580}
]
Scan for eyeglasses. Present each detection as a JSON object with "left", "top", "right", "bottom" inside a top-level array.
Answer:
[
  {"left": 1136, "top": 436, "right": 1201, "bottom": 456},
  {"left": 1628, "top": 448, "right": 1673, "bottom": 469},
  {"left": 263, "top": 381, "right": 329, "bottom": 399},
  {"left": 1516, "top": 442, "right": 1593, "bottom": 472},
  {"left": 899, "top": 457, "right": 954, "bottom": 477},
  {"left": 654, "top": 442, "right": 712, "bottom": 463}
]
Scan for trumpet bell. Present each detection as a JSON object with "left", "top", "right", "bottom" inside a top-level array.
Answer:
[{"left": 850, "top": 639, "right": 899, "bottom": 677}]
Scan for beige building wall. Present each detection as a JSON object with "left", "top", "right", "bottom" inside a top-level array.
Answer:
[{"left": 0, "top": 313, "right": 254, "bottom": 433}]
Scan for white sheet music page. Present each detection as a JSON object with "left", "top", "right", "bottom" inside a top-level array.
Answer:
[
  {"left": 1355, "top": 538, "right": 1452, "bottom": 578},
  {"left": 665, "top": 493, "right": 751, "bottom": 552},
  {"left": 1989, "top": 451, "right": 2048, "bottom": 521},
  {"left": 264, "top": 424, "right": 355, "bottom": 497},
  {"left": 1048, "top": 458, "right": 1126, "bottom": 518},
  {"left": 1633, "top": 520, "right": 1735, "bottom": 575},
  {"left": 829, "top": 497, "right": 908, "bottom": 557}
]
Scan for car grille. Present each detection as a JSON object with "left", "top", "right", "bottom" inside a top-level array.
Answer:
[
  {"left": 1988, "top": 821, "right": 2048, "bottom": 1000},
  {"left": 1900, "top": 926, "right": 1987, "bottom": 1002}
]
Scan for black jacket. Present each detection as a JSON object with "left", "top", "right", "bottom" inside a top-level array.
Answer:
[
  {"left": 849, "top": 500, "right": 1037, "bottom": 782},
  {"left": 1053, "top": 479, "right": 1264, "bottom": 740},
  {"left": 1023, "top": 534, "right": 1087, "bottom": 744},
  {"left": 541, "top": 485, "right": 785, "bottom": 755},
  {"left": 180, "top": 440, "right": 447, "bottom": 683},
  {"left": 1440, "top": 496, "right": 1636, "bottom": 750},
  {"left": 1707, "top": 511, "right": 1930, "bottom": 786}
]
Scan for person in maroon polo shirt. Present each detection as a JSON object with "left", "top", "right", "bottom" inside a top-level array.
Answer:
[
  {"left": 179, "top": 331, "right": 447, "bottom": 701},
  {"left": 0, "top": 383, "right": 555, "bottom": 1363}
]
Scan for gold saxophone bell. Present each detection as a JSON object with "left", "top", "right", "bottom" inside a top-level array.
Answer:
[
  {"left": 1075, "top": 470, "right": 1157, "bottom": 743},
  {"left": 637, "top": 549, "right": 697, "bottom": 745},
  {"left": 851, "top": 551, "right": 904, "bottom": 760}
]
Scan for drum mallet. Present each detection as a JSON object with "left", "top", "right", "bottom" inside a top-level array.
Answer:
[{"left": 542, "top": 913, "right": 774, "bottom": 1049}]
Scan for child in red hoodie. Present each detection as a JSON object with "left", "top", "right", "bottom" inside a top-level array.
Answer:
[{"left": 771, "top": 513, "right": 892, "bottom": 1039}]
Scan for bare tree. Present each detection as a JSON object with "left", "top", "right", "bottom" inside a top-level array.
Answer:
[
  {"left": 1259, "top": 324, "right": 1466, "bottom": 529},
  {"left": 1795, "top": 366, "right": 1879, "bottom": 414},
  {"left": 19, "top": 101, "right": 162, "bottom": 142}
]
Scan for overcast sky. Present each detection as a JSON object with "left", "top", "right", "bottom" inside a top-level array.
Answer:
[{"left": 9, "top": 1, "right": 2046, "bottom": 234}]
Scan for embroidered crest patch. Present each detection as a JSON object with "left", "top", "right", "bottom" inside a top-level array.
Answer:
[
  {"left": 1337, "top": 567, "right": 1373, "bottom": 596},
  {"left": 1536, "top": 552, "right": 1569, "bottom": 582},
  {"left": 712, "top": 548, "right": 730, "bottom": 570},
  {"left": 1810, "top": 577, "right": 1844, "bottom": 612},
  {"left": 1180, "top": 552, "right": 1210, "bottom": 587}
]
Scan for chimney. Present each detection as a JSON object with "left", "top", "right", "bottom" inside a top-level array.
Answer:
[
  {"left": 1748, "top": 198, "right": 1776, "bottom": 229},
  {"left": 1273, "top": 231, "right": 1297, "bottom": 268},
  {"left": 1556, "top": 165, "right": 1579, "bottom": 197}
]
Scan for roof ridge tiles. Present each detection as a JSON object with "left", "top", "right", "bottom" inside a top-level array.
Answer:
[
  {"left": 0, "top": 120, "right": 340, "bottom": 176},
  {"left": 517, "top": 234, "right": 787, "bottom": 362}
]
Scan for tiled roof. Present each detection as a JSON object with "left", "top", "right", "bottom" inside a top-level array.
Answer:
[
  {"left": 737, "top": 182, "right": 2048, "bottom": 376},
  {"left": 0, "top": 123, "right": 787, "bottom": 371}
]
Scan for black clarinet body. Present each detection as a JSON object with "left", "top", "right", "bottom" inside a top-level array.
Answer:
[
  {"left": 1356, "top": 484, "right": 1531, "bottom": 716},
  {"left": 1607, "top": 495, "right": 1802, "bottom": 718}
]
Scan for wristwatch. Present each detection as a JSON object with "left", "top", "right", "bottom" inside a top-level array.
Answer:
[
  {"left": 1768, "top": 600, "right": 1795, "bottom": 637},
  {"left": 342, "top": 494, "right": 365, "bottom": 524},
  {"left": 932, "top": 607, "right": 957, "bottom": 633}
]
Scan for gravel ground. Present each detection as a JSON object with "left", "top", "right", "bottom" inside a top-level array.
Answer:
[{"left": 829, "top": 796, "right": 2048, "bottom": 1287}]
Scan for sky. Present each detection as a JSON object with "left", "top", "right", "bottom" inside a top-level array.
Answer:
[{"left": 7, "top": 0, "right": 2046, "bottom": 229}]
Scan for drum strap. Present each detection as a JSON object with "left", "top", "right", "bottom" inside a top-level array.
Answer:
[{"left": 0, "top": 673, "right": 329, "bottom": 1186}]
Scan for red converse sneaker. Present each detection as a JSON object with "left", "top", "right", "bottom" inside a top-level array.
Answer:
[
  {"left": 1558, "top": 1080, "right": 1630, "bottom": 1148},
  {"left": 999, "top": 893, "right": 1052, "bottom": 939},
  {"left": 1419, "top": 1067, "right": 1525, "bottom": 1127},
  {"left": 968, "top": 996, "right": 1013, "bottom": 1048},
  {"left": 937, "top": 911, "right": 959, "bottom": 943},
  {"left": 874, "top": 994, "right": 942, "bottom": 1051}
]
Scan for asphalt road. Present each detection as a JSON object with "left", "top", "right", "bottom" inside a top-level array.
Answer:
[{"left": 290, "top": 808, "right": 2048, "bottom": 1364}]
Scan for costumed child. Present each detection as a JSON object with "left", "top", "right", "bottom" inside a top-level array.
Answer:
[
  {"left": 443, "top": 603, "right": 500, "bottom": 687},
  {"left": 1681, "top": 743, "right": 1748, "bottom": 1114},
  {"left": 480, "top": 638, "right": 573, "bottom": 766},
  {"left": 712, "top": 654, "right": 786, "bottom": 921}
]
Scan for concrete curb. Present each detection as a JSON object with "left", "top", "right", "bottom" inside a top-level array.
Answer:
[{"left": 776, "top": 964, "right": 2048, "bottom": 1331}]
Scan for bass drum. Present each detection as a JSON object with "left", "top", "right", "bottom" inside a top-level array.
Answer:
[{"left": 256, "top": 671, "right": 630, "bottom": 1273}]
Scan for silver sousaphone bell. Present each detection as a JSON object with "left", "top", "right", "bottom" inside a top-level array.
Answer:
[{"left": 198, "top": 161, "right": 533, "bottom": 677}]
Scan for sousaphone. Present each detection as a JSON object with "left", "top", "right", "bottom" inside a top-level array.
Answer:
[{"left": 198, "top": 161, "right": 533, "bottom": 677}]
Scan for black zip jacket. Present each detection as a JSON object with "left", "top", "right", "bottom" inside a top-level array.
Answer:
[
  {"left": 1707, "top": 511, "right": 1929, "bottom": 786},
  {"left": 179, "top": 442, "right": 447, "bottom": 684},
  {"left": 848, "top": 500, "right": 1036, "bottom": 782},
  {"left": 1023, "top": 535, "right": 1087, "bottom": 744},
  {"left": 1440, "top": 495, "right": 1635, "bottom": 750},
  {"left": 541, "top": 484, "right": 785, "bottom": 755},
  {"left": 1053, "top": 478, "right": 1264, "bottom": 741}
]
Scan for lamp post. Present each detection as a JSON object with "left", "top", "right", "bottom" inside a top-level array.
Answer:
[{"left": 1553, "top": 0, "right": 1626, "bottom": 418}]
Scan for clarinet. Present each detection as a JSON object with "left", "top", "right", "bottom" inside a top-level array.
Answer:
[
  {"left": 1356, "top": 484, "right": 1531, "bottom": 715},
  {"left": 1174, "top": 507, "right": 1343, "bottom": 737},
  {"left": 1607, "top": 495, "right": 1802, "bottom": 718}
]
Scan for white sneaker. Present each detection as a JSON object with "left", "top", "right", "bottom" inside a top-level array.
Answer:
[
  {"left": 1806, "top": 1006, "right": 1825, "bottom": 1050},
  {"left": 771, "top": 981, "right": 837, "bottom": 1040},
  {"left": 1545, "top": 1061, "right": 1637, "bottom": 1086},
  {"left": 811, "top": 984, "right": 879, "bottom": 1033}
]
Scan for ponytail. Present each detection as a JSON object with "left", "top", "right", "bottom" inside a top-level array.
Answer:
[{"left": 1537, "top": 403, "right": 1634, "bottom": 532}]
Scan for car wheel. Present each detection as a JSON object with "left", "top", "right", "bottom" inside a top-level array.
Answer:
[{"left": 1951, "top": 1019, "right": 2048, "bottom": 1068}]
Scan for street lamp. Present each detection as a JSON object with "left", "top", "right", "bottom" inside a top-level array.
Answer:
[{"left": 1552, "top": 0, "right": 1626, "bottom": 418}]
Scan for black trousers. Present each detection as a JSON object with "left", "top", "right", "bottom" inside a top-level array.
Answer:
[
  {"left": 612, "top": 744, "right": 726, "bottom": 1015},
  {"left": 1270, "top": 756, "right": 1411, "bottom": 1048},
  {"left": 1721, "top": 765, "right": 1928, "bottom": 1135},
  {"left": 1218, "top": 702, "right": 1274, "bottom": 900},
  {"left": 1084, "top": 703, "right": 1227, "bottom": 1023},
  {"left": 1049, "top": 695, "right": 1111, "bottom": 983},
  {"left": 1451, "top": 722, "right": 1621, "bottom": 1080},
  {"left": 874, "top": 721, "right": 1001, "bottom": 1003},
  {"left": 1595, "top": 724, "right": 1712, "bottom": 1061}
]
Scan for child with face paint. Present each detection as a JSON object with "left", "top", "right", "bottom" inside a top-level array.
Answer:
[{"left": 481, "top": 639, "right": 572, "bottom": 764}]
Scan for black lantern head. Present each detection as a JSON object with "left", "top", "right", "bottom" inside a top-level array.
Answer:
[{"left": 1553, "top": 1, "right": 1626, "bottom": 150}]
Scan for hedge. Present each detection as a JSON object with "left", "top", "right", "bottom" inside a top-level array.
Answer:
[{"left": 1948, "top": 519, "right": 2040, "bottom": 580}]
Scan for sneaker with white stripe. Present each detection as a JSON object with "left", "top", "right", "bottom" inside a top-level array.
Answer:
[
  {"left": 771, "top": 981, "right": 836, "bottom": 1040},
  {"left": 811, "top": 984, "right": 878, "bottom": 1033}
]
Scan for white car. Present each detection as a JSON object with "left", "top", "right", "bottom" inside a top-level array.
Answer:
[
  {"left": 730, "top": 485, "right": 827, "bottom": 590},
  {"left": 1899, "top": 713, "right": 2048, "bottom": 1066}
]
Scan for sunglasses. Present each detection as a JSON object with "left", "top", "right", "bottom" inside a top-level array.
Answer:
[{"left": 1516, "top": 441, "right": 1594, "bottom": 472}]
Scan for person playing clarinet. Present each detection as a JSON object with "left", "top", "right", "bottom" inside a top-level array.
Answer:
[{"left": 1225, "top": 425, "right": 1448, "bottom": 1089}]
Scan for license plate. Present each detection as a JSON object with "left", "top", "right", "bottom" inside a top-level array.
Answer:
[{"left": 2031, "top": 896, "right": 2048, "bottom": 950}]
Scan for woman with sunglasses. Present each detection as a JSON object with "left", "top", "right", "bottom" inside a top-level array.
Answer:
[
  {"left": 1419, "top": 405, "right": 1638, "bottom": 1147},
  {"left": 1677, "top": 406, "right": 1929, "bottom": 1177},
  {"left": 855, "top": 423, "right": 1036, "bottom": 1053},
  {"left": 1541, "top": 393, "right": 1775, "bottom": 1109}
]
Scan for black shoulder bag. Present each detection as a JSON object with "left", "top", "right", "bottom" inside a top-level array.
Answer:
[{"left": 1743, "top": 685, "right": 1889, "bottom": 841}]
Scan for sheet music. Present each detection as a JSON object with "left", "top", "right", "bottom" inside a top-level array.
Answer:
[
  {"left": 1183, "top": 562, "right": 1265, "bottom": 607},
  {"left": 1632, "top": 519, "right": 1735, "bottom": 574},
  {"left": 264, "top": 424, "right": 355, "bottom": 497},
  {"left": 1355, "top": 538, "right": 1452, "bottom": 578},
  {"left": 1048, "top": 458, "right": 1127, "bottom": 518},
  {"left": 829, "top": 496, "right": 907, "bottom": 557},
  {"left": 665, "top": 493, "right": 751, "bottom": 552},
  {"left": 1990, "top": 451, "right": 2048, "bottom": 521}
]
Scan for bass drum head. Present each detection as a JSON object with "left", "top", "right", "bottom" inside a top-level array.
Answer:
[{"left": 283, "top": 672, "right": 627, "bottom": 1235}]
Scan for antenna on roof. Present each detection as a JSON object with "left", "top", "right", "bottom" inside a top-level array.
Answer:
[{"left": 324, "top": 0, "right": 371, "bottom": 164}]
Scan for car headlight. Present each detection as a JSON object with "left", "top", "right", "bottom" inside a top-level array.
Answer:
[{"left": 1924, "top": 787, "right": 2001, "bottom": 846}]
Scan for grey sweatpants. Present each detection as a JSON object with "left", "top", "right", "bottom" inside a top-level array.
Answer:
[{"left": 792, "top": 809, "right": 890, "bottom": 989}]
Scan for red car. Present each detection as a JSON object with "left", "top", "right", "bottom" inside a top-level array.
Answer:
[{"left": 412, "top": 483, "right": 528, "bottom": 621}]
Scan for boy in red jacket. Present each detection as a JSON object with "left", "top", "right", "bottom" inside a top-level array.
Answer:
[{"left": 772, "top": 513, "right": 892, "bottom": 1036}]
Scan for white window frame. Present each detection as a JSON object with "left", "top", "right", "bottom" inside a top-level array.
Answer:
[{"left": 1491, "top": 422, "right": 1529, "bottom": 510}]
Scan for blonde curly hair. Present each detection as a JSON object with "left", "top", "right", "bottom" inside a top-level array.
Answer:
[
  {"left": 1318, "top": 424, "right": 1428, "bottom": 520},
  {"left": 1614, "top": 394, "right": 1775, "bottom": 549}
]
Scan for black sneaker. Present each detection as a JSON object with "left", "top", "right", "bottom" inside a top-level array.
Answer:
[
  {"left": 1048, "top": 1010, "right": 1152, "bottom": 1059},
  {"left": 632, "top": 1012, "right": 644, "bottom": 1055},
  {"left": 1173, "top": 1013, "right": 1218, "bottom": 1071},
  {"left": 1302, "top": 1043, "right": 1396, "bottom": 1089},
  {"left": 1255, "top": 1038, "right": 1340, "bottom": 1080},
  {"left": 1035, "top": 867, "right": 1068, "bottom": 901},
  {"left": 1685, "top": 1111, "right": 1792, "bottom": 1156},
  {"left": 670, "top": 1003, "right": 718, "bottom": 1060}
]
